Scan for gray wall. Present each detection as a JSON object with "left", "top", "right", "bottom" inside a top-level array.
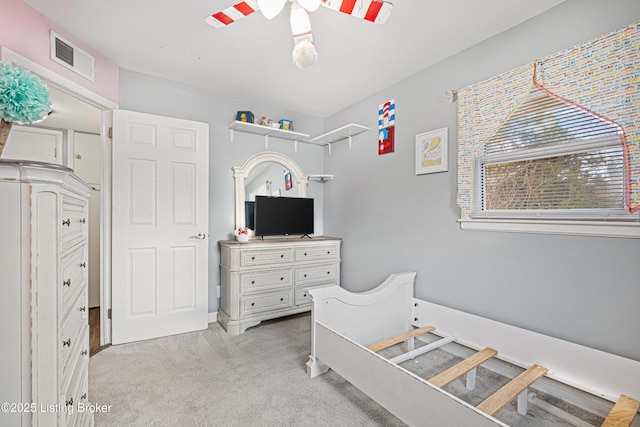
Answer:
[
  {"left": 322, "top": 0, "right": 640, "bottom": 361},
  {"left": 118, "top": 71, "right": 325, "bottom": 313}
]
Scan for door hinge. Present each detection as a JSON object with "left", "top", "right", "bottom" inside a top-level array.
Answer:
[
  {"left": 107, "top": 308, "right": 112, "bottom": 319},
  {"left": 108, "top": 127, "right": 113, "bottom": 139}
]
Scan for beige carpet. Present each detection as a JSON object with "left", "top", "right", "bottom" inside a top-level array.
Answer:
[
  {"left": 90, "top": 313, "right": 605, "bottom": 426},
  {"left": 89, "top": 313, "right": 406, "bottom": 426}
]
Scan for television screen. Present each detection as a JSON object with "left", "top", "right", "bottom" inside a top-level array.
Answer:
[{"left": 254, "top": 196, "right": 314, "bottom": 237}]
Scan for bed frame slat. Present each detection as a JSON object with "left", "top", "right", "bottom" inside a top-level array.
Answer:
[
  {"left": 429, "top": 347, "right": 498, "bottom": 388},
  {"left": 601, "top": 394, "right": 640, "bottom": 427},
  {"left": 477, "top": 364, "right": 548, "bottom": 416},
  {"left": 366, "top": 325, "right": 435, "bottom": 352}
]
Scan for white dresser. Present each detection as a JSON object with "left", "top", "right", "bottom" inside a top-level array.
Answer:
[
  {"left": 218, "top": 237, "right": 341, "bottom": 334},
  {"left": 0, "top": 160, "right": 93, "bottom": 427}
]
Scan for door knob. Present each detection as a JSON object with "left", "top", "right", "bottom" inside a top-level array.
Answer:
[{"left": 189, "top": 233, "right": 207, "bottom": 240}]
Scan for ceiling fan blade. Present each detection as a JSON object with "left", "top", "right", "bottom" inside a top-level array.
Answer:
[
  {"left": 297, "top": 0, "right": 321, "bottom": 12},
  {"left": 320, "top": 0, "right": 392, "bottom": 24},
  {"left": 258, "top": 0, "right": 287, "bottom": 19},
  {"left": 205, "top": 0, "right": 259, "bottom": 27}
]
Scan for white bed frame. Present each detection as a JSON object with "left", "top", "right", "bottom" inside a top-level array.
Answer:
[{"left": 306, "top": 272, "right": 640, "bottom": 427}]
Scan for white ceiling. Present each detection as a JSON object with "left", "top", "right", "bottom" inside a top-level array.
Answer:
[{"left": 24, "top": 0, "right": 565, "bottom": 120}]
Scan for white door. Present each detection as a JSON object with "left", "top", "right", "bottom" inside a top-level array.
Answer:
[
  {"left": 72, "top": 131, "right": 102, "bottom": 184},
  {"left": 111, "top": 109, "right": 209, "bottom": 344},
  {"left": 3, "top": 126, "right": 62, "bottom": 163},
  {"left": 71, "top": 132, "right": 102, "bottom": 308}
]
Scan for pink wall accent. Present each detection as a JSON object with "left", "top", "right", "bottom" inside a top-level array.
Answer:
[{"left": 0, "top": 0, "right": 118, "bottom": 104}]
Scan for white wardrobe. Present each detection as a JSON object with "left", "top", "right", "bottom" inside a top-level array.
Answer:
[{"left": 0, "top": 160, "right": 93, "bottom": 426}]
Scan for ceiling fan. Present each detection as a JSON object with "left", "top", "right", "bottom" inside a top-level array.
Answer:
[{"left": 205, "top": 0, "right": 393, "bottom": 69}]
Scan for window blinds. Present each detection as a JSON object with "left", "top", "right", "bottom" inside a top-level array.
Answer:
[
  {"left": 457, "top": 22, "right": 640, "bottom": 216},
  {"left": 474, "top": 87, "right": 627, "bottom": 217}
]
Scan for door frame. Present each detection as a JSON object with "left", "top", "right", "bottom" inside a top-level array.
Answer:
[{"left": 1, "top": 48, "right": 117, "bottom": 345}]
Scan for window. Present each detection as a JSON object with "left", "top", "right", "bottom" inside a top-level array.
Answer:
[
  {"left": 472, "top": 87, "right": 631, "bottom": 221},
  {"left": 456, "top": 23, "right": 640, "bottom": 237}
]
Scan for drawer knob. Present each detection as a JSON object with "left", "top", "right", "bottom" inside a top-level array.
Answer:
[
  {"left": 304, "top": 252, "right": 307, "bottom": 256},
  {"left": 280, "top": 297, "right": 284, "bottom": 301},
  {"left": 303, "top": 274, "right": 307, "bottom": 278},
  {"left": 280, "top": 254, "right": 284, "bottom": 258},
  {"left": 80, "top": 262, "right": 87, "bottom": 268},
  {"left": 327, "top": 251, "right": 330, "bottom": 254},
  {"left": 251, "top": 280, "right": 255, "bottom": 284},
  {"left": 63, "top": 279, "right": 71, "bottom": 287},
  {"left": 303, "top": 293, "right": 307, "bottom": 297},
  {"left": 251, "top": 256, "right": 255, "bottom": 260},
  {"left": 63, "top": 338, "right": 71, "bottom": 347},
  {"left": 80, "top": 306, "right": 86, "bottom": 312},
  {"left": 280, "top": 277, "right": 284, "bottom": 281},
  {"left": 62, "top": 218, "right": 71, "bottom": 227},
  {"left": 66, "top": 398, "right": 73, "bottom": 407},
  {"left": 251, "top": 302, "right": 255, "bottom": 306},
  {"left": 81, "top": 349, "right": 88, "bottom": 356}
]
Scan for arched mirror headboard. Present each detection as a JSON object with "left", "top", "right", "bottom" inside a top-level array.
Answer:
[{"left": 233, "top": 151, "right": 309, "bottom": 231}]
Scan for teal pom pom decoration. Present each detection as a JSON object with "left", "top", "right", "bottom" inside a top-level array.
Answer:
[{"left": 0, "top": 63, "right": 51, "bottom": 125}]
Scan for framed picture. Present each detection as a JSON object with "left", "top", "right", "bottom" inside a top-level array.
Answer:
[
  {"left": 415, "top": 127, "right": 448, "bottom": 175},
  {"left": 284, "top": 168, "right": 293, "bottom": 191}
]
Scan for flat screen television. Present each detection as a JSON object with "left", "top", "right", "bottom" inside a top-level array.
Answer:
[{"left": 254, "top": 196, "right": 314, "bottom": 237}]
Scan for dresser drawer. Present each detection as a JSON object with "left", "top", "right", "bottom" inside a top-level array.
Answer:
[
  {"left": 63, "top": 323, "right": 89, "bottom": 394},
  {"left": 61, "top": 196, "right": 87, "bottom": 250},
  {"left": 294, "top": 287, "right": 313, "bottom": 306},
  {"left": 240, "top": 248, "right": 294, "bottom": 266},
  {"left": 63, "top": 353, "right": 88, "bottom": 427},
  {"left": 240, "top": 290, "right": 293, "bottom": 315},
  {"left": 61, "top": 289, "right": 88, "bottom": 372},
  {"left": 240, "top": 268, "right": 293, "bottom": 293},
  {"left": 294, "top": 245, "right": 339, "bottom": 262},
  {"left": 61, "top": 245, "right": 87, "bottom": 308},
  {"left": 296, "top": 263, "right": 338, "bottom": 284}
]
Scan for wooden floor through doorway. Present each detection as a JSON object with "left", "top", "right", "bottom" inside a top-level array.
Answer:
[{"left": 89, "top": 307, "right": 101, "bottom": 356}]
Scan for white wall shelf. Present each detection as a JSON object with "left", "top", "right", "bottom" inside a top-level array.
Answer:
[
  {"left": 309, "top": 174, "right": 335, "bottom": 182},
  {"left": 228, "top": 120, "right": 310, "bottom": 149},
  {"left": 307, "top": 123, "right": 369, "bottom": 153},
  {"left": 228, "top": 120, "right": 369, "bottom": 153}
]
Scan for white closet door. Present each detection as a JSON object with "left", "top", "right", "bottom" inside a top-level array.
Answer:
[
  {"left": 111, "top": 109, "right": 209, "bottom": 344},
  {"left": 72, "top": 131, "right": 101, "bottom": 184},
  {"left": 2, "top": 126, "right": 62, "bottom": 164}
]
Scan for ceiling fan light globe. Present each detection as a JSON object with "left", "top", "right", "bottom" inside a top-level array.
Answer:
[
  {"left": 297, "top": 0, "right": 321, "bottom": 12},
  {"left": 258, "top": 0, "right": 287, "bottom": 19},
  {"left": 292, "top": 40, "right": 318, "bottom": 70}
]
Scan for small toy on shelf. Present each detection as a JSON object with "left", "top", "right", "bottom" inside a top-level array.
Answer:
[
  {"left": 279, "top": 119, "right": 293, "bottom": 131},
  {"left": 268, "top": 119, "right": 280, "bottom": 129},
  {"left": 236, "top": 111, "right": 254, "bottom": 123}
]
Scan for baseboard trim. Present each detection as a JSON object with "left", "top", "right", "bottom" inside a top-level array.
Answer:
[{"left": 207, "top": 311, "right": 219, "bottom": 324}]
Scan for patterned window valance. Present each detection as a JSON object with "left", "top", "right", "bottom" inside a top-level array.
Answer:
[{"left": 457, "top": 22, "right": 640, "bottom": 215}]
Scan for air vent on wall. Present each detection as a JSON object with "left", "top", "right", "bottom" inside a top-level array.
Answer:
[{"left": 50, "top": 31, "right": 95, "bottom": 81}]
